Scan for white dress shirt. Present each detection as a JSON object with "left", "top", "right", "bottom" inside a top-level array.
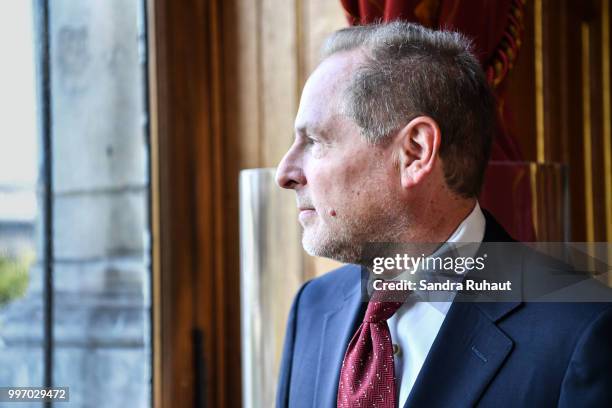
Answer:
[{"left": 387, "top": 202, "right": 486, "bottom": 407}]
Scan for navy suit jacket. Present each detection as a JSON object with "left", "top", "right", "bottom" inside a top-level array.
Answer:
[{"left": 276, "top": 213, "right": 612, "bottom": 407}]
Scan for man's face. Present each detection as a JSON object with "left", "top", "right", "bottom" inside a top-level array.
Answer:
[{"left": 275, "top": 51, "right": 404, "bottom": 263}]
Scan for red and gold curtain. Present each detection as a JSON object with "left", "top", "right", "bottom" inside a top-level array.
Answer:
[{"left": 340, "top": 0, "right": 535, "bottom": 241}]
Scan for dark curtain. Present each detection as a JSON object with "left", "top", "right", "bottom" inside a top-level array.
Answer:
[{"left": 340, "top": 0, "right": 536, "bottom": 241}]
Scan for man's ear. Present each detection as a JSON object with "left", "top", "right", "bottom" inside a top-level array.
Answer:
[{"left": 395, "top": 116, "right": 441, "bottom": 189}]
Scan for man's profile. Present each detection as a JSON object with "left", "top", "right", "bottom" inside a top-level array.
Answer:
[{"left": 275, "top": 22, "right": 612, "bottom": 407}]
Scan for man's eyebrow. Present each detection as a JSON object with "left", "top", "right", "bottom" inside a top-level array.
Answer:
[{"left": 294, "top": 125, "right": 328, "bottom": 139}]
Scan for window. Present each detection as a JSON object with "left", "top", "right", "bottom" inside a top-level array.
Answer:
[{"left": 0, "top": 1, "right": 151, "bottom": 406}]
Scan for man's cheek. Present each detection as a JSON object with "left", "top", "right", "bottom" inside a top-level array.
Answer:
[{"left": 308, "top": 169, "right": 336, "bottom": 198}]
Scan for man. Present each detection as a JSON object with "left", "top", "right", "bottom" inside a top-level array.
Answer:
[{"left": 274, "top": 22, "right": 612, "bottom": 407}]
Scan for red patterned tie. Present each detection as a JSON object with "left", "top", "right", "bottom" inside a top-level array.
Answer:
[{"left": 337, "top": 292, "right": 404, "bottom": 408}]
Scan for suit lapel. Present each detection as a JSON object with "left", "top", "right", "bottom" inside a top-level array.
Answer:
[
  {"left": 314, "top": 272, "right": 366, "bottom": 407},
  {"left": 404, "top": 301, "right": 517, "bottom": 407},
  {"left": 404, "top": 210, "right": 521, "bottom": 407}
]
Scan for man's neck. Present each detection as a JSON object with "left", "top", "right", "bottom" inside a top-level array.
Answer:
[{"left": 406, "top": 197, "right": 478, "bottom": 243}]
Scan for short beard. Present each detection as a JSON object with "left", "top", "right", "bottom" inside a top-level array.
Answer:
[
  {"left": 301, "top": 210, "right": 405, "bottom": 265},
  {"left": 302, "top": 232, "right": 363, "bottom": 264}
]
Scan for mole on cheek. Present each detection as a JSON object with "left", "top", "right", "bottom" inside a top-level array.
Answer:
[{"left": 329, "top": 209, "right": 337, "bottom": 217}]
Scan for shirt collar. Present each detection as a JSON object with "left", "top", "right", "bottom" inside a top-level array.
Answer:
[
  {"left": 401, "top": 201, "right": 486, "bottom": 314},
  {"left": 446, "top": 201, "right": 486, "bottom": 244}
]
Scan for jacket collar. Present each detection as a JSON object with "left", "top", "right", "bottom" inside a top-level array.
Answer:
[
  {"left": 405, "top": 209, "right": 522, "bottom": 407},
  {"left": 314, "top": 266, "right": 365, "bottom": 407}
]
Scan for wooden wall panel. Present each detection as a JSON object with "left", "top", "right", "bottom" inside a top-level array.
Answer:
[
  {"left": 587, "top": 8, "right": 607, "bottom": 241},
  {"left": 603, "top": 0, "right": 612, "bottom": 242},
  {"left": 222, "top": 0, "right": 346, "bottom": 168},
  {"left": 507, "top": 0, "right": 612, "bottom": 241},
  {"left": 223, "top": 0, "right": 261, "bottom": 170},
  {"left": 260, "top": 0, "right": 299, "bottom": 166},
  {"left": 505, "top": 0, "right": 537, "bottom": 162},
  {"left": 302, "top": 0, "right": 347, "bottom": 77}
]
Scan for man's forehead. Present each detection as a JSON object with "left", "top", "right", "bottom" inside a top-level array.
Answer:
[
  {"left": 307, "top": 50, "right": 363, "bottom": 92},
  {"left": 294, "top": 50, "right": 363, "bottom": 132}
]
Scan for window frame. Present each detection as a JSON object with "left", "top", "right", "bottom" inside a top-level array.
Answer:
[{"left": 147, "top": 0, "right": 240, "bottom": 406}]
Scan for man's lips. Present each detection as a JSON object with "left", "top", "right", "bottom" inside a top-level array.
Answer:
[
  {"left": 297, "top": 201, "right": 315, "bottom": 211},
  {"left": 298, "top": 208, "right": 316, "bottom": 221}
]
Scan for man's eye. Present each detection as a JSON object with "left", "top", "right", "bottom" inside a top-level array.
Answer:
[{"left": 303, "top": 136, "right": 317, "bottom": 145}]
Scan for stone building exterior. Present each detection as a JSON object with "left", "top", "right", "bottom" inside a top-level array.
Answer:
[{"left": 0, "top": 1, "right": 151, "bottom": 406}]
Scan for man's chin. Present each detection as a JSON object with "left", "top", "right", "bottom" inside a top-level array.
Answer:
[{"left": 301, "top": 233, "right": 362, "bottom": 264}]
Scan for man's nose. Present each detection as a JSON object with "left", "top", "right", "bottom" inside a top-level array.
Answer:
[{"left": 275, "top": 149, "right": 306, "bottom": 189}]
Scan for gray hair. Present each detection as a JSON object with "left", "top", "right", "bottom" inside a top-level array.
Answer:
[{"left": 323, "top": 22, "right": 495, "bottom": 198}]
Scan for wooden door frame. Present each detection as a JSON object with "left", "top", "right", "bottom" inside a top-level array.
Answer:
[{"left": 147, "top": 0, "right": 240, "bottom": 407}]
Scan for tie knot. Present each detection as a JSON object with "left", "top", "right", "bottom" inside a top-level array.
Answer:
[{"left": 363, "top": 299, "right": 403, "bottom": 323}]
